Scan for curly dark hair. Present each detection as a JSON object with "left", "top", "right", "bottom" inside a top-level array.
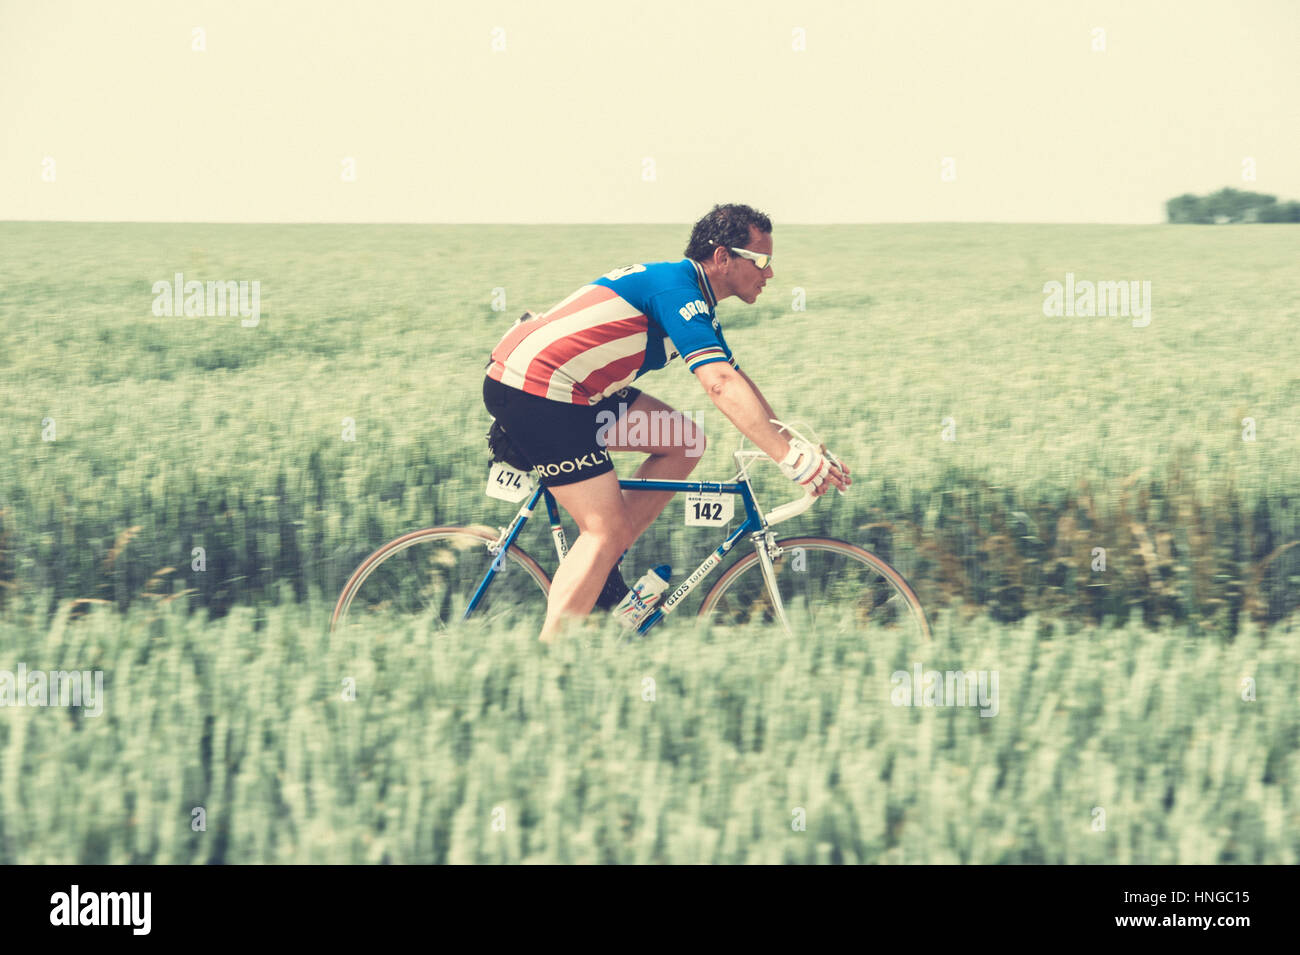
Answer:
[{"left": 683, "top": 203, "right": 773, "bottom": 262}]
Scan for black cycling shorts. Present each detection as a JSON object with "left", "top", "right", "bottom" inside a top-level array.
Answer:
[{"left": 483, "top": 377, "right": 642, "bottom": 488}]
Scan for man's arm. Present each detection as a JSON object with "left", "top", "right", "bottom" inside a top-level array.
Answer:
[
  {"left": 694, "top": 362, "right": 850, "bottom": 495},
  {"left": 735, "top": 367, "right": 778, "bottom": 424},
  {"left": 693, "top": 362, "right": 790, "bottom": 462}
]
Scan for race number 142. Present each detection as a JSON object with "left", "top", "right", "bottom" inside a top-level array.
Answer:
[{"left": 685, "top": 492, "right": 733, "bottom": 527}]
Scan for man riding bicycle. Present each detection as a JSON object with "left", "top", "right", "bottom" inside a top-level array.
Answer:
[{"left": 483, "top": 203, "right": 851, "bottom": 642}]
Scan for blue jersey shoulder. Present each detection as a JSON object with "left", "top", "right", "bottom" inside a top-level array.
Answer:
[
  {"left": 591, "top": 260, "right": 736, "bottom": 375},
  {"left": 590, "top": 260, "right": 705, "bottom": 318}
]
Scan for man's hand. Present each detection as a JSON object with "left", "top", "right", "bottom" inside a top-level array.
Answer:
[
  {"left": 818, "top": 443, "right": 853, "bottom": 495},
  {"left": 777, "top": 439, "right": 851, "bottom": 497}
]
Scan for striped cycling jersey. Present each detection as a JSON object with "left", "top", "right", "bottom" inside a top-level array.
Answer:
[{"left": 485, "top": 258, "right": 740, "bottom": 405}]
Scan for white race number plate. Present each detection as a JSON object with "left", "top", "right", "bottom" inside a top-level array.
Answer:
[
  {"left": 684, "top": 492, "right": 734, "bottom": 527},
  {"left": 486, "top": 462, "right": 535, "bottom": 502}
]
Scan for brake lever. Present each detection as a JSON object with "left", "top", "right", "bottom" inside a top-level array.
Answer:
[{"left": 820, "top": 443, "right": 848, "bottom": 495}]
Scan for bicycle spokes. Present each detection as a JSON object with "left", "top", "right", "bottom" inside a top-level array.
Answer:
[
  {"left": 332, "top": 528, "right": 548, "bottom": 630},
  {"left": 706, "top": 539, "right": 927, "bottom": 638}
]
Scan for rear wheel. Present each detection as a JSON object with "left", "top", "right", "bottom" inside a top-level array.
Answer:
[
  {"left": 699, "top": 537, "right": 930, "bottom": 642},
  {"left": 331, "top": 525, "right": 550, "bottom": 631}
]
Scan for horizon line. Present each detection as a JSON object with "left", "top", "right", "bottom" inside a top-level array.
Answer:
[{"left": 0, "top": 219, "right": 1177, "bottom": 227}]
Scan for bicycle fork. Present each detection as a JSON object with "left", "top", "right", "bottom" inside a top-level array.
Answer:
[{"left": 751, "top": 531, "right": 793, "bottom": 637}]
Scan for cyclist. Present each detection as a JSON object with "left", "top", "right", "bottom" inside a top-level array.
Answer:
[{"left": 483, "top": 203, "right": 850, "bottom": 642}]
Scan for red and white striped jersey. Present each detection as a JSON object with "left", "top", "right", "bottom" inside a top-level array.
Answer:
[{"left": 485, "top": 259, "right": 739, "bottom": 405}]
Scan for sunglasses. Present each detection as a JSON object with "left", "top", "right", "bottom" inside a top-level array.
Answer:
[{"left": 708, "top": 239, "right": 772, "bottom": 270}]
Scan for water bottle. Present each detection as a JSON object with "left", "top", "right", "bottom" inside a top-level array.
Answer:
[{"left": 613, "top": 564, "right": 672, "bottom": 630}]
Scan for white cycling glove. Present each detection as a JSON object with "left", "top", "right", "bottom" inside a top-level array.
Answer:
[{"left": 777, "top": 438, "right": 830, "bottom": 492}]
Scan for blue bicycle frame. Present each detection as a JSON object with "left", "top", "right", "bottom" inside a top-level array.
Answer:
[{"left": 466, "top": 477, "right": 770, "bottom": 635}]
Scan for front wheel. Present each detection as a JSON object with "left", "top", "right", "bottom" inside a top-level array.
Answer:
[
  {"left": 331, "top": 525, "right": 550, "bottom": 631},
  {"left": 698, "top": 537, "right": 930, "bottom": 642}
]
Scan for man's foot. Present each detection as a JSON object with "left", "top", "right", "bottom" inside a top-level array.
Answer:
[{"left": 592, "top": 562, "right": 630, "bottom": 611}]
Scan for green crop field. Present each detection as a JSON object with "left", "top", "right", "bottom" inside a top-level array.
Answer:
[
  {"left": 2, "top": 601, "right": 1297, "bottom": 864},
  {"left": 1, "top": 222, "right": 1298, "bottom": 863},
  {"left": 2, "top": 223, "right": 1297, "bottom": 630}
]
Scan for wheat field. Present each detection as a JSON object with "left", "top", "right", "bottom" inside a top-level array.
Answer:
[{"left": 1, "top": 223, "right": 1297, "bottom": 862}]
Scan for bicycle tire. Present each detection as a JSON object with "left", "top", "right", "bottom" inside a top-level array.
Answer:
[
  {"left": 331, "top": 525, "right": 550, "bottom": 631},
  {"left": 698, "top": 536, "right": 930, "bottom": 641}
]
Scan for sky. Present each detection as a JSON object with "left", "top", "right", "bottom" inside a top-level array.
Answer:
[{"left": 1, "top": 0, "right": 1297, "bottom": 223}]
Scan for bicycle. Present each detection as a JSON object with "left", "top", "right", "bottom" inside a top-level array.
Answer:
[{"left": 331, "top": 422, "right": 930, "bottom": 642}]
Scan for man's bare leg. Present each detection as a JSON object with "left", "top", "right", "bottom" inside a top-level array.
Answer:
[
  {"left": 606, "top": 392, "right": 707, "bottom": 539},
  {"left": 539, "top": 470, "right": 633, "bottom": 643},
  {"left": 538, "top": 394, "right": 705, "bottom": 642}
]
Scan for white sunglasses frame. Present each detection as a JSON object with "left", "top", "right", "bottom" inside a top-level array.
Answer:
[{"left": 709, "top": 241, "right": 772, "bottom": 270}]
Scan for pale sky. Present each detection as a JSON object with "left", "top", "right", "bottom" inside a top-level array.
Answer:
[{"left": 1, "top": 0, "right": 1297, "bottom": 223}]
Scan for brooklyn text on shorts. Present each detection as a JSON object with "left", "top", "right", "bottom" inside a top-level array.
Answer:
[{"left": 531, "top": 449, "right": 612, "bottom": 478}]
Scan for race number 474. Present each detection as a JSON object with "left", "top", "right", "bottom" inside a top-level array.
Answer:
[{"left": 486, "top": 462, "right": 534, "bottom": 502}]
